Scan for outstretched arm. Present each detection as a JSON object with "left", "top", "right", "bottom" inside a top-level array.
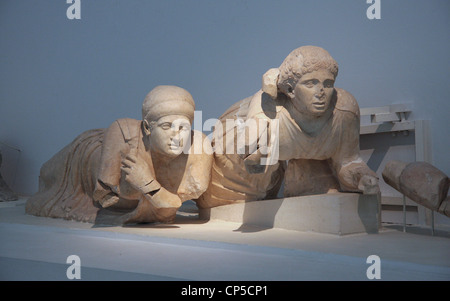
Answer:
[{"left": 331, "top": 110, "right": 379, "bottom": 195}]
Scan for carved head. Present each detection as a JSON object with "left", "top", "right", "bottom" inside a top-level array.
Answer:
[
  {"left": 262, "top": 46, "right": 338, "bottom": 117},
  {"left": 142, "top": 85, "right": 195, "bottom": 156}
]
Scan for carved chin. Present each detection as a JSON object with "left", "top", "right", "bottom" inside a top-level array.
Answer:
[
  {"left": 150, "top": 145, "right": 182, "bottom": 158},
  {"left": 169, "top": 147, "right": 183, "bottom": 154},
  {"left": 166, "top": 146, "right": 184, "bottom": 156}
]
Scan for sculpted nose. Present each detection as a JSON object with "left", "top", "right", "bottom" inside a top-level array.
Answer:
[
  {"left": 171, "top": 132, "right": 183, "bottom": 147},
  {"left": 316, "top": 84, "right": 324, "bottom": 96},
  {"left": 318, "top": 83, "right": 324, "bottom": 92},
  {"left": 169, "top": 125, "right": 180, "bottom": 134}
]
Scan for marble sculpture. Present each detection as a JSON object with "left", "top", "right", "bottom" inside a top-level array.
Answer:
[
  {"left": 26, "top": 85, "right": 213, "bottom": 224},
  {"left": 383, "top": 160, "right": 449, "bottom": 217},
  {"left": 197, "top": 46, "right": 379, "bottom": 209},
  {"left": 27, "top": 46, "right": 382, "bottom": 225}
]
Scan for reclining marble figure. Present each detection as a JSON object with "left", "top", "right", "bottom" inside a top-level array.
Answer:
[
  {"left": 26, "top": 85, "right": 213, "bottom": 224},
  {"left": 197, "top": 45, "right": 379, "bottom": 209}
]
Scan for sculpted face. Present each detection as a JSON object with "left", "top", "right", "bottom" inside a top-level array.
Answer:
[
  {"left": 148, "top": 115, "right": 191, "bottom": 157},
  {"left": 292, "top": 69, "right": 335, "bottom": 117}
]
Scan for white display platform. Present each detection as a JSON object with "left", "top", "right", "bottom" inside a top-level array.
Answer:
[
  {"left": 200, "top": 193, "right": 380, "bottom": 235},
  {"left": 1, "top": 198, "right": 449, "bottom": 281}
]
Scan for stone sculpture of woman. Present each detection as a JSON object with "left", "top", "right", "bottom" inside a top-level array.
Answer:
[
  {"left": 26, "top": 85, "right": 213, "bottom": 224},
  {"left": 197, "top": 46, "right": 379, "bottom": 209}
]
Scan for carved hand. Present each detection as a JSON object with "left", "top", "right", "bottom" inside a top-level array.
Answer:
[
  {"left": 121, "top": 152, "right": 161, "bottom": 194},
  {"left": 358, "top": 175, "right": 380, "bottom": 195},
  {"left": 243, "top": 149, "right": 267, "bottom": 174}
]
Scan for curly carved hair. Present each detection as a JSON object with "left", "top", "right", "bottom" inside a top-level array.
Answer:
[{"left": 277, "top": 46, "right": 339, "bottom": 96}]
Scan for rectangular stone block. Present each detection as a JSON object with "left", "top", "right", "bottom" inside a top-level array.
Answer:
[{"left": 199, "top": 193, "right": 380, "bottom": 235}]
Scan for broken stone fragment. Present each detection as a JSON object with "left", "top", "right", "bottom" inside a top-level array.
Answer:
[{"left": 382, "top": 160, "right": 449, "bottom": 216}]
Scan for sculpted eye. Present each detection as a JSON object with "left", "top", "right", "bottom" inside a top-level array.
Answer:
[
  {"left": 303, "top": 81, "right": 315, "bottom": 88},
  {"left": 159, "top": 123, "right": 171, "bottom": 130},
  {"left": 324, "top": 80, "right": 334, "bottom": 88}
]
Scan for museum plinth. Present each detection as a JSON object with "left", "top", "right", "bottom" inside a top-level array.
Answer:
[{"left": 199, "top": 192, "right": 381, "bottom": 235}]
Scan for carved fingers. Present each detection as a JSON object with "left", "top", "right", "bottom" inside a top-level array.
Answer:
[
  {"left": 99, "top": 194, "right": 120, "bottom": 208},
  {"left": 243, "top": 149, "right": 268, "bottom": 174},
  {"left": 120, "top": 152, "right": 158, "bottom": 194},
  {"left": 121, "top": 154, "right": 138, "bottom": 173}
]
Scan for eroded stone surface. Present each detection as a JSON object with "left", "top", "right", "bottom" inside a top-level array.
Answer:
[{"left": 383, "top": 160, "right": 449, "bottom": 216}]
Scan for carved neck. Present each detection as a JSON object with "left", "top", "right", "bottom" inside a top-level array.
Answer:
[{"left": 288, "top": 101, "right": 334, "bottom": 136}]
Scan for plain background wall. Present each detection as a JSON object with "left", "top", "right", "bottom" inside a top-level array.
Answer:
[{"left": 0, "top": 0, "right": 449, "bottom": 195}]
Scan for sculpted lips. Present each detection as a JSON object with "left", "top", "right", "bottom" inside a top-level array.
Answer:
[
  {"left": 313, "top": 94, "right": 326, "bottom": 109},
  {"left": 169, "top": 140, "right": 183, "bottom": 149}
]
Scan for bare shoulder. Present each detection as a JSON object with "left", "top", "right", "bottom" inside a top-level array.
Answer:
[{"left": 334, "top": 88, "right": 360, "bottom": 117}]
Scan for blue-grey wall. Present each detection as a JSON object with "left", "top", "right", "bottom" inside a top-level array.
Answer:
[{"left": 1, "top": 0, "right": 449, "bottom": 195}]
